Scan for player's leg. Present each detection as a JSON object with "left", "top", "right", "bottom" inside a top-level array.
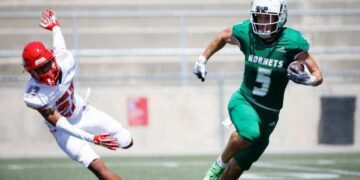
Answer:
[
  {"left": 203, "top": 131, "right": 249, "bottom": 180},
  {"left": 220, "top": 158, "right": 243, "bottom": 180},
  {"left": 221, "top": 131, "right": 250, "bottom": 164},
  {"left": 203, "top": 92, "right": 260, "bottom": 180},
  {"left": 88, "top": 158, "right": 121, "bottom": 180},
  {"left": 73, "top": 105, "right": 132, "bottom": 178},
  {"left": 203, "top": 133, "right": 254, "bottom": 180},
  {"left": 224, "top": 92, "right": 262, "bottom": 161},
  {"left": 49, "top": 126, "right": 122, "bottom": 179},
  {"left": 79, "top": 105, "right": 133, "bottom": 149},
  {"left": 229, "top": 132, "right": 270, "bottom": 179},
  {"left": 228, "top": 114, "right": 277, "bottom": 179}
]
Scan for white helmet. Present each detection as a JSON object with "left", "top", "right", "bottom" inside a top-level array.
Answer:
[{"left": 250, "top": 0, "right": 288, "bottom": 39}]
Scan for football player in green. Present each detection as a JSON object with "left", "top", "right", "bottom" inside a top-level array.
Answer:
[{"left": 193, "top": 0, "right": 323, "bottom": 179}]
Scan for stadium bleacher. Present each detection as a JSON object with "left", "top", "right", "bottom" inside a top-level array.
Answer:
[{"left": 0, "top": 0, "right": 359, "bottom": 78}]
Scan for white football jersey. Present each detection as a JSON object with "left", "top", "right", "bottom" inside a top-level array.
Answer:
[{"left": 23, "top": 49, "right": 86, "bottom": 118}]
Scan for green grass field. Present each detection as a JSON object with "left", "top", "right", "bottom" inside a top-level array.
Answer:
[{"left": 1, "top": 153, "right": 360, "bottom": 180}]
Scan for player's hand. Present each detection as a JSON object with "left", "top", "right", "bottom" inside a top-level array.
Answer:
[
  {"left": 93, "top": 133, "right": 119, "bottom": 150},
  {"left": 39, "top": 9, "right": 60, "bottom": 31},
  {"left": 193, "top": 55, "right": 207, "bottom": 82},
  {"left": 287, "top": 62, "right": 316, "bottom": 85}
]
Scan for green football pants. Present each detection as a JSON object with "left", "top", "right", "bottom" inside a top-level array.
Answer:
[{"left": 228, "top": 90, "right": 279, "bottom": 170}]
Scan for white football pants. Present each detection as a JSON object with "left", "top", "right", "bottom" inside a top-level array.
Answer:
[{"left": 46, "top": 105, "right": 132, "bottom": 167}]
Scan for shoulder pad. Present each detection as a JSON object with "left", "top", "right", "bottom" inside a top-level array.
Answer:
[{"left": 23, "top": 84, "right": 49, "bottom": 109}]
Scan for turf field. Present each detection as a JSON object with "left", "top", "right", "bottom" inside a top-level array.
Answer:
[{"left": 1, "top": 153, "right": 360, "bottom": 180}]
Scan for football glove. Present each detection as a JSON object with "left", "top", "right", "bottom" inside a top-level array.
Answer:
[
  {"left": 193, "top": 55, "right": 207, "bottom": 82},
  {"left": 287, "top": 62, "right": 316, "bottom": 86},
  {"left": 40, "top": 9, "right": 60, "bottom": 31},
  {"left": 93, "top": 133, "right": 119, "bottom": 150}
]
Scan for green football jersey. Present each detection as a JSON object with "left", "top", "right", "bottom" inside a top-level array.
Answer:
[{"left": 232, "top": 20, "right": 309, "bottom": 111}]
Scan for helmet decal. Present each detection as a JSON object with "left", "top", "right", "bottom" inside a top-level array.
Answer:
[
  {"left": 256, "top": 6, "right": 269, "bottom": 13},
  {"left": 34, "top": 57, "right": 47, "bottom": 66}
]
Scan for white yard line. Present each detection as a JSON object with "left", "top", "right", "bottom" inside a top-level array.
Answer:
[
  {"left": 262, "top": 158, "right": 360, "bottom": 165},
  {"left": 257, "top": 162, "right": 360, "bottom": 177},
  {"left": 2, "top": 161, "right": 212, "bottom": 170},
  {"left": 2, "top": 159, "right": 360, "bottom": 178}
]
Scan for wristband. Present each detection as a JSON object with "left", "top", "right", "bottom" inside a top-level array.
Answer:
[
  {"left": 309, "top": 75, "right": 317, "bottom": 86},
  {"left": 56, "top": 117, "right": 94, "bottom": 142},
  {"left": 198, "top": 55, "right": 208, "bottom": 64}
]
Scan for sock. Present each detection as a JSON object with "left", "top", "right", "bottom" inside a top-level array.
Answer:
[{"left": 216, "top": 156, "right": 228, "bottom": 169}]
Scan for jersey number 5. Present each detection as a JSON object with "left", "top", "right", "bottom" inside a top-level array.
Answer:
[{"left": 253, "top": 67, "right": 272, "bottom": 96}]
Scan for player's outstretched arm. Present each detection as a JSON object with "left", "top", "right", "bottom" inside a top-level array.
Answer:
[
  {"left": 37, "top": 108, "right": 119, "bottom": 150},
  {"left": 40, "top": 9, "right": 60, "bottom": 31},
  {"left": 39, "top": 9, "right": 66, "bottom": 50},
  {"left": 193, "top": 27, "right": 239, "bottom": 82}
]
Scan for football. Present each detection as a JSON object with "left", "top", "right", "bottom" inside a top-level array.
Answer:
[{"left": 287, "top": 61, "right": 304, "bottom": 73}]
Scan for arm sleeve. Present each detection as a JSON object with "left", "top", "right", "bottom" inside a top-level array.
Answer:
[
  {"left": 56, "top": 117, "right": 95, "bottom": 143},
  {"left": 52, "top": 26, "right": 67, "bottom": 51}
]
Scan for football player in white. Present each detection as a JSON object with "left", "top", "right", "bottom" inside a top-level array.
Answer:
[{"left": 22, "top": 9, "right": 133, "bottom": 180}]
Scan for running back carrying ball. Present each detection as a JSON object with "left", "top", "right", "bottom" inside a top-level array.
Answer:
[
  {"left": 287, "top": 61, "right": 317, "bottom": 85},
  {"left": 288, "top": 61, "right": 304, "bottom": 73}
]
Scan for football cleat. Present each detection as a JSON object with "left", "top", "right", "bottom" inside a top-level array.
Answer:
[{"left": 203, "top": 162, "right": 225, "bottom": 180}]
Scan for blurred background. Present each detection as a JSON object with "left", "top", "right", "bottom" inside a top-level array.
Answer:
[{"left": 0, "top": 0, "right": 359, "bottom": 179}]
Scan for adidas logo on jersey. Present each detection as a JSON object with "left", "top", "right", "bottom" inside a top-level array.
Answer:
[{"left": 276, "top": 47, "right": 286, "bottom": 53}]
